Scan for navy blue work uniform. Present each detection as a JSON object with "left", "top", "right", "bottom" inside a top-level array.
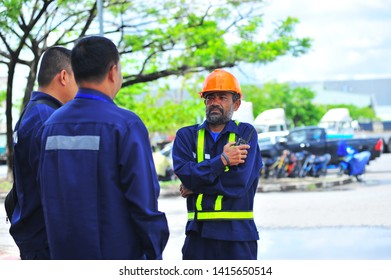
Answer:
[
  {"left": 10, "top": 92, "right": 62, "bottom": 260},
  {"left": 172, "top": 120, "right": 263, "bottom": 259},
  {"left": 38, "top": 88, "right": 169, "bottom": 260}
]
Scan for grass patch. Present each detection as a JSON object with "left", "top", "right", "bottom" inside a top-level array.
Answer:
[
  {"left": 159, "top": 180, "right": 180, "bottom": 189},
  {"left": 306, "top": 184, "right": 318, "bottom": 191}
]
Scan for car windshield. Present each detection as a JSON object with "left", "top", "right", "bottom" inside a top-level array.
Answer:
[
  {"left": 258, "top": 137, "right": 272, "bottom": 144},
  {"left": 255, "top": 125, "right": 267, "bottom": 133},
  {"left": 160, "top": 142, "right": 172, "bottom": 157}
]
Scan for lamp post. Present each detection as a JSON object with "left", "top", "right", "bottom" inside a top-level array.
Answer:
[{"left": 97, "top": 0, "right": 104, "bottom": 36}]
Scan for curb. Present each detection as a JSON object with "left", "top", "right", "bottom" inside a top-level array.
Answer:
[
  {"left": 258, "top": 176, "right": 353, "bottom": 192},
  {"left": 160, "top": 175, "right": 354, "bottom": 197},
  {"left": 0, "top": 176, "right": 354, "bottom": 200}
]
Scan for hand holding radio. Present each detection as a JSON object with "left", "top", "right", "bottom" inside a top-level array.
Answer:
[{"left": 221, "top": 140, "right": 250, "bottom": 166}]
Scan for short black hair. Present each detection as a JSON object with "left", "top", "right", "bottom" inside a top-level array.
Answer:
[
  {"left": 37, "top": 47, "right": 72, "bottom": 87},
  {"left": 71, "top": 36, "right": 120, "bottom": 84}
]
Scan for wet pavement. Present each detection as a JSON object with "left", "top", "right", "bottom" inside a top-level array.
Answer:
[
  {"left": 0, "top": 207, "right": 19, "bottom": 260},
  {"left": 259, "top": 226, "right": 391, "bottom": 260},
  {"left": 1, "top": 154, "right": 390, "bottom": 260}
]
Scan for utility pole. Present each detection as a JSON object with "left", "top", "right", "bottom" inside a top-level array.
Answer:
[{"left": 97, "top": 0, "right": 104, "bottom": 36}]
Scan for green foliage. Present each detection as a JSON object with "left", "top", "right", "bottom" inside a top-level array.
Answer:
[
  {"left": 243, "top": 82, "right": 378, "bottom": 128},
  {"left": 130, "top": 92, "right": 203, "bottom": 135},
  {"left": 243, "top": 82, "right": 324, "bottom": 127},
  {"left": 287, "top": 87, "right": 324, "bottom": 127},
  {"left": 320, "top": 104, "right": 378, "bottom": 122},
  {"left": 0, "top": 0, "right": 23, "bottom": 25},
  {"left": 114, "top": 82, "right": 147, "bottom": 110},
  {"left": 1, "top": 0, "right": 313, "bottom": 138},
  {"left": 115, "top": 75, "right": 205, "bottom": 135},
  {"left": 115, "top": 0, "right": 311, "bottom": 86},
  {"left": 0, "top": 90, "right": 6, "bottom": 103}
]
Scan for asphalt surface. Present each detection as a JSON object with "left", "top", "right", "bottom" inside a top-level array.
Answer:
[
  {"left": 160, "top": 172, "right": 353, "bottom": 197},
  {"left": 0, "top": 170, "right": 353, "bottom": 260}
]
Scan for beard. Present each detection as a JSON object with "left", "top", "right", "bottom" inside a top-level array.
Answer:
[{"left": 206, "top": 105, "right": 234, "bottom": 125}]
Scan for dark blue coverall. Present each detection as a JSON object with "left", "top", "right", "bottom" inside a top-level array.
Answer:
[
  {"left": 38, "top": 88, "right": 169, "bottom": 260},
  {"left": 172, "top": 120, "right": 263, "bottom": 259},
  {"left": 10, "top": 92, "right": 62, "bottom": 259}
]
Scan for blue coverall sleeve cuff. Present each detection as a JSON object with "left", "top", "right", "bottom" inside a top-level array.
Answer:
[{"left": 210, "top": 155, "right": 226, "bottom": 176}]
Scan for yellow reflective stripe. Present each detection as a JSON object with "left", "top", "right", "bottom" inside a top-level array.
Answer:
[
  {"left": 196, "top": 194, "right": 203, "bottom": 211},
  {"left": 197, "top": 129, "right": 205, "bottom": 163},
  {"left": 198, "top": 211, "right": 253, "bottom": 220},
  {"left": 228, "top": 132, "right": 236, "bottom": 143},
  {"left": 215, "top": 195, "right": 223, "bottom": 211},
  {"left": 194, "top": 123, "right": 241, "bottom": 215},
  {"left": 225, "top": 132, "right": 236, "bottom": 172},
  {"left": 188, "top": 211, "right": 254, "bottom": 221}
]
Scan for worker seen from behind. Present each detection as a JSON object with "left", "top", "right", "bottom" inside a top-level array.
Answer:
[
  {"left": 38, "top": 36, "right": 169, "bottom": 260},
  {"left": 7, "top": 46, "right": 77, "bottom": 260},
  {"left": 172, "top": 69, "right": 263, "bottom": 260}
]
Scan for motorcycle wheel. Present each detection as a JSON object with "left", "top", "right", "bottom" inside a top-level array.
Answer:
[{"left": 355, "top": 174, "right": 364, "bottom": 182}]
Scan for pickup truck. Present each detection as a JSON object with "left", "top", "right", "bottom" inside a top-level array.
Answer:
[{"left": 259, "top": 126, "right": 383, "bottom": 165}]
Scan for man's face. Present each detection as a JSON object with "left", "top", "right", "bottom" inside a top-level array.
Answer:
[{"left": 204, "top": 92, "right": 239, "bottom": 125}]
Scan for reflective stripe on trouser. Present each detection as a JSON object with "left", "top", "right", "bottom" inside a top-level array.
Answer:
[{"left": 188, "top": 211, "right": 254, "bottom": 221}]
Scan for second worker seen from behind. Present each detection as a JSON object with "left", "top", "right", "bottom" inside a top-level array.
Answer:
[{"left": 38, "top": 36, "right": 169, "bottom": 260}]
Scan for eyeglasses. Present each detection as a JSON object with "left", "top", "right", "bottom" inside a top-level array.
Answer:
[{"left": 204, "top": 93, "right": 230, "bottom": 105}]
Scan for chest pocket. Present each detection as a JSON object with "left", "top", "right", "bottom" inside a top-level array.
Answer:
[{"left": 188, "top": 123, "right": 254, "bottom": 221}]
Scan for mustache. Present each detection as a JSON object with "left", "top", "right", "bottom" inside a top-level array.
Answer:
[{"left": 207, "top": 105, "right": 223, "bottom": 114}]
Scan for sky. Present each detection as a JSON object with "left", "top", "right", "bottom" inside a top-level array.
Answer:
[{"left": 237, "top": 0, "right": 391, "bottom": 84}]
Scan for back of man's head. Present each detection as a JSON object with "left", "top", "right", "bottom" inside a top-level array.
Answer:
[
  {"left": 71, "top": 36, "right": 120, "bottom": 85},
  {"left": 37, "top": 47, "right": 72, "bottom": 87}
]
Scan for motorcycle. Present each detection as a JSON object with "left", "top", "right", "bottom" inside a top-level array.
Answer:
[
  {"left": 337, "top": 140, "right": 371, "bottom": 182},
  {"left": 298, "top": 150, "right": 331, "bottom": 178}
]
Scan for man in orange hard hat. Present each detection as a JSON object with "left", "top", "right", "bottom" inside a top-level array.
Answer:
[{"left": 172, "top": 69, "right": 263, "bottom": 259}]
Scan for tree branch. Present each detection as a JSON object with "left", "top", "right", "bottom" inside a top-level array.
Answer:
[{"left": 122, "top": 62, "right": 236, "bottom": 87}]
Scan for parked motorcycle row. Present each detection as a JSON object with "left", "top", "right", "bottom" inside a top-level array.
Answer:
[{"left": 261, "top": 140, "right": 372, "bottom": 182}]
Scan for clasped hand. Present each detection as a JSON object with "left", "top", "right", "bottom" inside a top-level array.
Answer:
[{"left": 179, "top": 142, "right": 250, "bottom": 198}]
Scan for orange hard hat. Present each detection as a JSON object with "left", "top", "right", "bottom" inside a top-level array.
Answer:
[{"left": 199, "top": 69, "right": 242, "bottom": 98}]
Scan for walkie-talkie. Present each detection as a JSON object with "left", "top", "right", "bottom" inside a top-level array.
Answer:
[{"left": 235, "top": 128, "right": 255, "bottom": 146}]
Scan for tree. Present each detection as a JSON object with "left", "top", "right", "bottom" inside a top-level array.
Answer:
[
  {"left": 243, "top": 82, "right": 378, "bottom": 128},
  {"left": 320, "top": 104, "right": 378, "bottom": 122},
  {"left": 243, "top": 81, "right": 323, "bottom": 127},
  {"left": 0, "top": 0, "right": 96, "bottom": 177},
  {"left": 1, "top": 0, "right": 312, "bottom": 177}
]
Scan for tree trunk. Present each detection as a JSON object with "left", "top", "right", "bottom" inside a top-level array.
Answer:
[
  {"left": 22, "top": 64, "right": 38, "bottom": 110},
  {"left": 6, "top": 62, "right": 16, "bottom": 181}
]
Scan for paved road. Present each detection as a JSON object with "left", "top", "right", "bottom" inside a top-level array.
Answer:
[
  {"left": 1, "top": 154, "right": 390, "bottom": 260},
  {"left": 160, "top": 153, "right": 391, "bottom": 260}
]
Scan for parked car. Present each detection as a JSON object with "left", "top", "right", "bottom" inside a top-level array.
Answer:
[
  {"left": 259, "top": 126, "right": 382, "bottom": 166},
  {"left": 152, "top": 142, "right": 174, "bottom": 181},
  {"left": 258, "top": 131, "right": 288, "bottom": 160}
]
